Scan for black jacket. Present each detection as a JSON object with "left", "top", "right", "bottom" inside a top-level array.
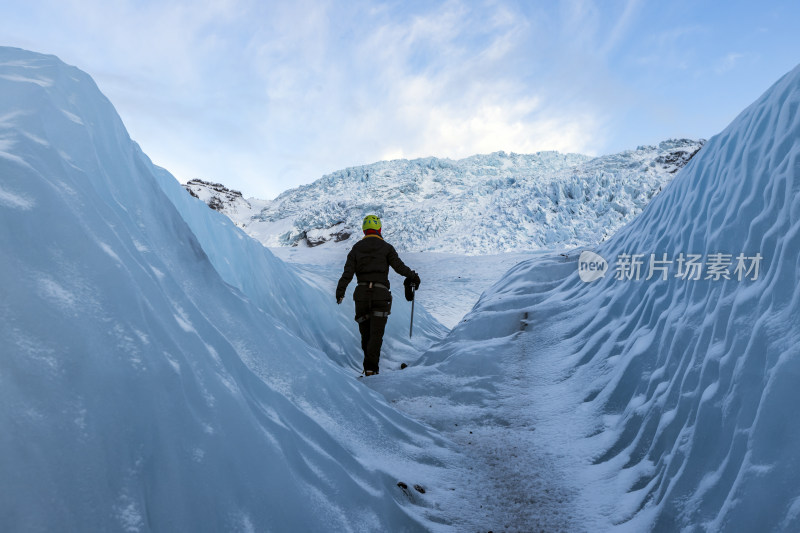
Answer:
[{"left": 336, "top": 235, "right": 415, "bottom": 299}]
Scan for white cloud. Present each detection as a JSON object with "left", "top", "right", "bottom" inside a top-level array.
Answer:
[
  {"left": 303, "top": 1, "right": 605, "bottom": 169},
  {"left": 0, "top": 0, "right": 638, "bottom": 197}
]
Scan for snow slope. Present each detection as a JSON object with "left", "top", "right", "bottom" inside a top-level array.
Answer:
[
  {"left": 381, "top": 63, "right": 800, "bottom": 530},
  {"left": 0, "top": 47, "right": 452, "bottom": 532},
  {"left": 188, "top": 140, "right": 702, "bottom": 255}
]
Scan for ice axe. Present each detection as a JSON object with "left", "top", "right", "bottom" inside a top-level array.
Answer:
[
  {"left": 409, "top": 285, "right": 415, "bottom": 338},
  {"left": 404, "top": 278, "right": 417, "bottom": 338}
]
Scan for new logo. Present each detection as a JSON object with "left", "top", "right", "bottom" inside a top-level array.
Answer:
[{"left": 578, "top": 251, "right": 607, "bottom": 282}]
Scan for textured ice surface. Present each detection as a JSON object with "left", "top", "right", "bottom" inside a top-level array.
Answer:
[
  {"left": 0, "top": 47, "right": 453, "bottom": 532},
  {"left": 393, "top": 63, "right": 800, "bottom": 530},
  {"left": 188, "top": 140, "right": 703, "bottom": 255}
]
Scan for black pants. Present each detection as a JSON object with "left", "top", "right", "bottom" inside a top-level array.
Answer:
[{"left": 354, "top": 290, "right": 391, "bottom": 373}]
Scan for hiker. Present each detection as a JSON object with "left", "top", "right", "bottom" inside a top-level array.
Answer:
[{"left": 336, "top": 215, "right": 421, "bottom": 376}]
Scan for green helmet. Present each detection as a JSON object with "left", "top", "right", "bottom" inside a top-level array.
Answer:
[{"left": 362, "top": 214, "right": 382, "bottom": 231}]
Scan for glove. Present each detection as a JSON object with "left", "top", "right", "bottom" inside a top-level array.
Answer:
[
  {"left": 403, "top": 274, "right": 420, "bottom": 302},
  {"left": 336, "top": 290, "right": 345, "bottom": 304},
  {"left": 337, "top": 297, "right": 343, "bottom": 305}
]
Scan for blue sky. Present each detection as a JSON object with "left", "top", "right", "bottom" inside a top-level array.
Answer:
[{"left": 2, "top": 0, "right": 799, "bottom": 198}]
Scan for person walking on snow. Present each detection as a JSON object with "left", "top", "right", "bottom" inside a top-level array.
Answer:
[{"left": 336, "top": 215, "right": 421, "bottom": 376}]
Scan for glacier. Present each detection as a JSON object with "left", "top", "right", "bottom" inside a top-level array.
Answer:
[
  {"left": 186, "top": 139, "right": 703, "bottom": 255},
  {"left": 0, "top": 47, "right": 451, "bottom": 532},
  {"left": 377, "top": 62, "right": 800, "bottom": 530},
  {"left": 3, "top": 42, "right": 798, "bottom": 533}
]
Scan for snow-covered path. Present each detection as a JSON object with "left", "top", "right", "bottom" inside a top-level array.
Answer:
[
  {"left": 362, "top": 250, "right": 594, "bottom": 532},
  {"left": 370, "top": 365, "right": 582, "bottom": 532},
  {"left": 278, "top": 245, "right": 587, "bottom": 531}
]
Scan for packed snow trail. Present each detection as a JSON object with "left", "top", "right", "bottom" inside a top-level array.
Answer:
[
  {"left": 359, "top": 251, "right": 596, "bottom": 532},
  {"left": 273, "top": 243, "right": 582, "bottom": 528},
  {"left": 268, "top": 232, "right": 583, "bottom": 529},
  {"left": 366, "top": 361, "right": 585, "bottom": 531}
]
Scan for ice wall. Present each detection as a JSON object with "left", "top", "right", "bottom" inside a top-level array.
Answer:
[
  {"left": 0, "top": 47, "right": 450, "bottom": 532},
  {"left": 413, "top": 64, "right": 800, "bottom": 530}
]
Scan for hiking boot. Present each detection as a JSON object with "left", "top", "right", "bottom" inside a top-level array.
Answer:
[{"left": 364, "top": 370, "right": 377, "bottom": 376}]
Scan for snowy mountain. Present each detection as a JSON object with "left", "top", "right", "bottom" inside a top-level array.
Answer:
[
  {"left": 0, "top": 47, "right": 449, "bottom": 531},
  {"left": 186, "top": 140, "right": 703, "bottom": 254},
  {"left": 184, "top": 178, "right": 253, "bottom": 218},
  {"left": 381, "top": 63, "right": 800, "bottom": 530}
]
